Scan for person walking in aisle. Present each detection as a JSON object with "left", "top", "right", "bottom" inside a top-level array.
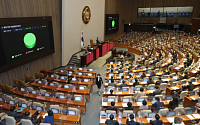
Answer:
[{"left": 96, "top": 74, "right": 103, "bottom": 96}]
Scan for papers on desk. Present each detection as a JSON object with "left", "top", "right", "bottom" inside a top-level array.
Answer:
[
  {"left": 122, "top": 103, "right": 128, "bottom": 107},
  {"left": 117, "top": 91, "right": 122, "bottom": 94},
  {"left": 140, "top": 82, "right": 147, "bottom": 84},
  {"left": 147, "top": 118, "right": 151, "bottom": 123},
  {"left": 162, "top": 79, "right": 169, "bottom": 82},
  {"left": 104, "top": 83, "right": 109, "bottom": 86},
  {"left": 137, "top": 102, "right": 142, "bottom": 106},
  {"left": 172, "top": 76, "right": 178, "bottom": 79},
  {"left": 43, "top": 113, "right": 48, "bottom": 118},
  {"left": 157, "top": 73, "right": 162, "bottom": 75},
  {"left": 192, "top": 114, "right": 200, "bottom": 119},
  {"left": 171, "top": 87, "right": 179, "bottom": 90},
  {"left": 186, "top": 115, "right": 195, "bottom": 120},
  {"left": 147, "top": 90, "right": 155, "bottom": 93},
  {"left": 129, "top": 82, "right": 133, "bottom": 85},
  {"left": 126, "top": 76, "right": 130, "bottom": 78},
  {"left": 190, "top": 97, "right": 197, "bottom": 100},
  {"left": 192, "top": 82, "right": 199, "bottom": 85},
  {"left": 167, "top": 117, "right": 174, "bottom": 123},
  {"left": 175, "top": 67, "right": 180, "bottom": 70},
  {"left": 102, "top": 102, "right": 107, "bottom": 106},
  {"left": 191, "top": 70, "right": 197, "bottom": 73}
]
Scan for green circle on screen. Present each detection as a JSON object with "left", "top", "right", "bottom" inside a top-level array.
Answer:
[
  {"left": 24, "top": 33, "right": 36, "bottom": 49},
  {"left": 112, "top": 20, "right": 115, "bottom": 28}
]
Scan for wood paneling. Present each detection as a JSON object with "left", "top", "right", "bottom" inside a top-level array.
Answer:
[
  {"left": 105, "top": 0, "right": 200, "bottom": 40},
  {"left": 0, "top": 0, "right": 61, "bottom": 84}
]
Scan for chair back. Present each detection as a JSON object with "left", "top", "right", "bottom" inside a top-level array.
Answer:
[
  {"left": 21, "top": 119, "right": 33, "bottom": 125},
  {"left": 5, "top": 116, "right": 16, "bottom": 125}
]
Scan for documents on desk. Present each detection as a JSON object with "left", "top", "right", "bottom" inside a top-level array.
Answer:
[
  {"left": 167, "top": 117, "right": 174, "bottom": 123},
  {"left": 192, "top": 82, "right": 199, "bottom": 85},
  {"left": 186, "top": 114, "right": 195, "bottom": 120},
  {"left": 137, "top": 102, "right": 142, "bottom": 106},
  {"left": 122, "top": 103, "right": 128, "bottom": 107},
  {"left": 192, "top": 114, "right": 200, "bottom": 119},
  {"left": 171, "top": 86, "right": 179, "bottom": 90}
]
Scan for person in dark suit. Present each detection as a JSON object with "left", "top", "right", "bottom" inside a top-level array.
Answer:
[
  {"left": 120, "top": 80, "right": 127, "bottom": 87},
  {"left": 96, "top": 37, "right": 100, "bottom": 44},
  {"left": 133, "top": 78, "right": 139, "bottom": 87},
  {"left": 183, "top": 72, "right": 189, "bottom": 79},
  {"left": 155, "top": 77, "right": 162, "bottom": 86},
  {"left": 126, "top": 114, "right": 140, "bottom": 125},
  {"left": 150, "top": 71, "right": 156, "bottom": 77},
  {"left": 150, "top": 114, "right": 163, "bottom": 125},
  {"left": 105, "top": 114, "right": 119, "bottom": 125},
  {"left": 187, "top": 81, "right": 195, "bottom": 91},
  {"left": 23, "top": 111, "right": 41, "bottom": 125},
  {"left": 8, "top": 106, "right": 22, "bottom": 121},
  {"left": 43, "top": 110, "right": 54, "bottom": 125},
  {"left": 140, "top": 72, "right": 146, "bottom": 79},
  {"left": 168, "top": 97, "right": 179, "bottom": 110},
  {"left": 125, "top": 102, "right": 133, "bottom": 110},
  {"left": 107, "top": 89, "right": 115, "bottom": 97},
  {"left": 96, "top": 74, "right": 103, "bottom": 96},
  {"left": 106, "top": 102, "right": 118, "bottom": 113},
  {"left": 110, "top": 76, "right": 114, "bottom": 83},
  {"left": 152, "top": 97, "right": 164, "bottom": 112},
  {"left": 147, "top": 77, "right": 154, "bottom": 85},
  {"left": 152, "top": 86, "right": 161, "bottom": 96}
]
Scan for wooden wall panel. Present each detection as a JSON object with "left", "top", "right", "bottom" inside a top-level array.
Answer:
[
  {"left": 105, "top": 0, "right": 200, "bottom": 40},
  {"left": 0, "top": 0, "right": 61, "bottom": 85}
]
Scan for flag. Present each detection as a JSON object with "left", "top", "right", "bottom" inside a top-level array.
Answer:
[{"left": 81, "top": 32, "right": 84, "bottom": 49}]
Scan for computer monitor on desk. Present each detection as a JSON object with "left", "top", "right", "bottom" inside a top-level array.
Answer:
[
  {"left": 68, "top": 110, "right": 76, "bottom": 116},
  {"left": 52, "top": 108, "right": 59, "bottom": 114},
  {"left": 36, "top": 106, "right": 43, "bottom": 111},
  {"left": 84, "top": 79, "right": 89, "bottom": 82},
  {"left": 107, "top": 97, "right": 115, "bottom": 102},
  {"left": 149, "top": 86, "right": 155, "bottom": 90},
  {"left": 138, "top": 98, "right": 145, "bottom": 102},
  {"left": 122, "top": 98, "right": 130, "bottom": 102},
  {"left": 64, "top": 84, "right": 70, "bottom": 89},
  {"left": 135, "top": 87, "right": 140, "bottom": 91},
  {"left": 78, "top": 72, "right": 83, "bottom": 76},
  {"left": 74, "top": 95, "right": 82, "bottom": 101},
  {"left": 38, "top": 81, "right": 42, "bottom": 84},
  {"left": 88, "top": 73, "right": 92, "bottom": 76},
  {"left": 139, "top": 72, "right": 143, "bottom": 75},
  {"left": 148, "top": 112, "right": 156, "bottom": 118},
  {"left": 9, "top": 100, "right": 14, "bottom": 105},
  {"left": 50, "top": 83, "right": 55, "bottom": 86},
  {"left": 168, "top": 111, "right": 176, "bottom": 117},
  {"left": 44, "top": 92, "right": 50, "bottom": 97},
  {"left": 186, "top": 109, "right": 193, "bottom": 115},
  {"left": 166, "top": 96, "right": 172, "bottom": 100},
  {"left": 122, "top": 87, "right": 129, "bottom": 92},
  {"left": 21, "top": 88, "right": 26, "bottom": 92},
  {"left": 50, "top": 75, "right": 54, "bottom": 78},
  {"left": 22, "top": 103, "right": 28, "bottom": 108},
  {"left": 89, "top": 69, "right": 93, "bottom": 71},
  {"left": 79, "top": 68, "right": 83, "bottom": 70},
  {"left": 60, "top": 76, "right": 65, "bottom": 80},
  {"left": 190, "top": 91, "right": 195, "bottom": 96},
  {"left": 143, "top": 78, "right": 148, "bottom": 82},
  {"left": 106, "top": 113, "right": 116, "bottom": 118},
  {"left": 72, "top": 78, "right": 76, "bottom": 81},
  {"left": 59, "top": 95, "right": 65, "bottom": 99},
  {"left": 79, "top": 86, "right": 86, "bottom": 90},
  {"left": 32, "top": 90, "right": 37, "bottom": 94}
]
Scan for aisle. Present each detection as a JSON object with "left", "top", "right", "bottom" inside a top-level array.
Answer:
[{"left": 81, "top": 65, "right": 107, "bottom": 125}]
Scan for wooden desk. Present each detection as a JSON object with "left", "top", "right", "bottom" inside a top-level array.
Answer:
[
  {"left": 40, "top": 69, "right": 54, "bottom": 76},
  {"left": 99, "top": 113, "right": 200, "bottom": 125},
  {"left": 0, "top": 102, "right": 81, "bottom": 125},
  {"left": 65, "top": 68, "right": 96, "bottom": 74},
  {"left": 46, "top": 77, "right": 93, "bottom": 92},
  {"left": 31, "top": 82, "right": 90, "bottom": 101},
  {"left": 101, "top": 100, "right": 169, "bottom": 113},
  {"left": 183, "top": 95, "right": 199, "bottom": 107},
  {"left": 13, "top": 90, "right": 87, "bottom": 113}
]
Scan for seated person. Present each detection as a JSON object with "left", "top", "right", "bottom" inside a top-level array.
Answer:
[
  {"left": 107, "top": 89, "right": 115, "bottom": 96},
  {"left": 141, "top": 72, "right": 146, "bottom": 79},
  {"left": 155, "top": 77, "right": 162, "bottom": 86},
  {"left": 139, "top": 100, "right": 148, "bottom": 110},
  {"left": 133, "top": 78, "right": 139, "bottom": 87},
  {"left": 147, "top": 77, "right": 154, "bottom": 85},
  {"left": 125, "top": 102, "right": 133, "bottom": 110},
  {"left": 152, "top": 86, "right": 161, "bottom": 96},
  {"left": 126, "top": 114, "right": 140, "bottom": 125},
  {"left": 43, "top": 110, "right": 54, "bottom": 125},
  {"left": 106, "top": 101, "right": 118, "bottom": 113},
  {"left": 150, "top": 71, "right": 156, "bottom": 77},
  {"left": 120, "top": 80, "right": 127, "bottom": 87},
  {"left": 8, "top": 106, "right": 23, "bottom": 121},
  {"left": 105, "top": 114, "right": 119, "bottom": 125},
  {"left": 136, "top": 88, "right": 146, "bottom": 99},
  {"left": 187, "top": 81, "right": 194, "bottom": 91},
  {"left": 150, "top": 114, "right": 163, "bottom": 125},
  {"left": 168, "top": 97, "right": 179, "bottom": 110},
  {"left": 23, "top": 111, "right": 41, "bottom": 125},
  {"left": 110, "top": 76, "right": 114, "bottom": 83},
  {"left": 152, "top": 97, "right": 164, "bottom": 112},
  {"left": 172, "top": 117, "right": 185, "bottom": 125}
]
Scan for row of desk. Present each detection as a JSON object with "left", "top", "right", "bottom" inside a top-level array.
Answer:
[{"left": 0, "top": 101, "right": 81, "bottom": 125}]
